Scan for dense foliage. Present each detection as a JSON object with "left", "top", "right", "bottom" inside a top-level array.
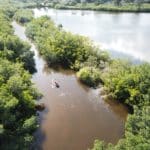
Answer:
[
  {"left": 0, "top": 0, "right": 150, "bottom": 12},
  {"left": 0, "top": 8, "right": 39, "bottom": 150},
  {"left": 14, "top": 9, "right": 34, "bottom": 24},
  {"left": 26, "top": 16, "right": 110, "bottom": 86},
  {"left": 0, "top": 35, "right": 36, "bottom": 73},
  {"left": 54, "top": 3, "right": 150, "bottom": 12},
  {"left": 0, "top": 0, "right": 39, "bottom": 8},
  {"left": 0, "top": 9, "right": 36, "bottom": 73},
  {"left": 38, "top": 0, "right": 150, "bottom": 12},
  {"left": 102, "top": 60, "right": 150, "bottom": 107},
  {"left": 1, "top": 0, "right": 150, "bottom": 12},
  {"left": 77, "top": 67, "right": 102, "bottom": 87}
]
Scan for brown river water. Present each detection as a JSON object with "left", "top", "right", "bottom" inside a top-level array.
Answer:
[{"left": 12, "top": 21, "right": 128, "bottom": 150}]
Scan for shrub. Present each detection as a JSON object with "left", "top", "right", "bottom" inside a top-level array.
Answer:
[
  {"left": 77, "top": 67, "right": 102, "bottom": 87},
  {"left": 14, "top": 9, "right": 34, "bottom": 24}
]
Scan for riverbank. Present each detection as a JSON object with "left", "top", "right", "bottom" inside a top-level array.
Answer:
[
  {"left": 54, "top": 3, "right": 150, "bottom": 13},
  {"left": 1, "top": 0, "right": 150, "bottom": 13},
  {"left": 24, "top": 15, "right": 150, "bottom": 150},
  {"left": 1, "top": 4, "right": 150, "bottom": 149}
]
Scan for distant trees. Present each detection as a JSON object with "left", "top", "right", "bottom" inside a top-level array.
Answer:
[
  {"left": 0, "top": 9, "right": 36, "bottom": 73},
  {"left": 0, "top": 34, "right": 36, "bottom": 73},
  {"left": 5, "top": 0, "right": 149, "bottom": 7},
  {"left": 102, "top": 60, "right": 150, "bottom": 107},
  {"left": 26, "top": 16, "right": 150, "bottom": 108},
  {"left": 28, "top": 16, "right": 110, "bottom": 69},
  {"left": 113, "top": 0, "right": 121, "bottom": 6},
  {"left": 4, "top": 0, "right": 149, "bottom": 12}
]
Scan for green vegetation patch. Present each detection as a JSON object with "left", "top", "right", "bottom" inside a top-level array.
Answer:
[
  {"left": 0, "top": 8, "right": 40, "bottom": 150},
  {"left": 26, "top": 16, "right": 110, "bottom": 87},
  {"left": 55, "top": 3, "right": 150, "bottom": 12},
  {"left": 14, "top": 9, "right": 34, "bottom": 24},
  {"left": 102, "top": 60, "right": 150, "bottom": 107},
  {"left": 77, "top": 67, "right": 102, "bottom": 87}
]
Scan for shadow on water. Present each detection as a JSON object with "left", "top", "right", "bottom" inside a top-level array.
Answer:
[
  {"left": 31, "top": 128, "right": 45, "bottom": 150},
  {"left": 31, "top": 98, "right": 50, "bottom": 150}
]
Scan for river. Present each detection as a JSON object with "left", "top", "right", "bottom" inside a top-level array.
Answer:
[
  {"left": 12, "top": 14, "right": 129, "bottom": 150},
  {"left": 33, "top": 8, "right": 150, "bottom": 63}
]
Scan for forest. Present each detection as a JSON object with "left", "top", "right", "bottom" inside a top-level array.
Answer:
[
  {"left": 0, "top": 0, "right": 150, "bottom": 150},
  {"left": 1, "top": 0, "right": 150, "bottom": 12},
  {"left": 0, "top": 6, "right": 40, "bottom": 150}
]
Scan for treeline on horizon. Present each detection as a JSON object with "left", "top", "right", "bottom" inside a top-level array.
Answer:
[
  {"left": 3, "top": 0, "right": 150, "bottom": 12},
  {"left": 14, "top": 0, "right": 150, "bottom": 4},
  {"left": 14, "top": 0, "right": 150, "bottom": 6},
  {"left": 52, "top": 0, "right": 150, "bottom": 12}
]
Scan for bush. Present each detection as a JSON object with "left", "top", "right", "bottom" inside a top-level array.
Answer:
[
  {"left": 102, "top": 60, "right": 150, "bottom": 107},
  {"left": 0, "top": 8, "right": 39, "bottom": 149},
  {"left": 14, "top": 9, "right": 34, "bottom": 24},
  {"left": 77, "top": 67, "right": 102, "bottom": 87},
  {"left": 26, "top": 16, "right": 110, "bottom": 70}
]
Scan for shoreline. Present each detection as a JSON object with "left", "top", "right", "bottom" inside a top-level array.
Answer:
[{"left": 24, "top": 3, "right": 150, "bottom": 13}]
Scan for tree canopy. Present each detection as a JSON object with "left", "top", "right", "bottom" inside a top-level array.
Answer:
[{"left": 0, "top": 8, "right": 39, "bottom": 150}]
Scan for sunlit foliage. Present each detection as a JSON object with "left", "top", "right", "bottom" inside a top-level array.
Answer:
[
  {"left": 102, "top": 60, "right": 150, "bottom": 107},
  {"left": 14, "top": 9, "right": 34, "bottom": 24},
  {"left": 0, "top": 8, "right": 39, "bottom": 149}
]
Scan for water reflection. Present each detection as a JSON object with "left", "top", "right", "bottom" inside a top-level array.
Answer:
[{"left": 33, "top": 8, "right": 150, "bottom": 62}]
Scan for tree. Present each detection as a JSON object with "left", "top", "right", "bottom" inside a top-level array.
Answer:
[
  {"left": 0, "top": 8, "right": 39, "bottom": 149},
  {"left": 113, "top": 0, "right": 122, "bottom": 6}
]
